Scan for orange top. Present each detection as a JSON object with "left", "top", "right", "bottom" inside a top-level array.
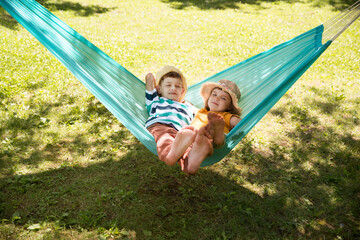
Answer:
[{"left": 191, "top": 108, "right": 237, "bottom": 134}]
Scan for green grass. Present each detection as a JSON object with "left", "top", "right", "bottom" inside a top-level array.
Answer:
[{"left": 1, "top": 0, "right": 359, "bottom": 239}]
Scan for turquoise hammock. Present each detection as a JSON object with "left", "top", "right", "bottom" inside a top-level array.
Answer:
[{"left": 1, "top": 0, "right": 359, "bottom": 166}]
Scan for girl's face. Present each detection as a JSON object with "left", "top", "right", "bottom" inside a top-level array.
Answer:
[
  {"left": 207, "top": 88, "right": 232, "bottom": 112},
  {"left": 158, "top": 77, "right": 184, "bottom": 101}
]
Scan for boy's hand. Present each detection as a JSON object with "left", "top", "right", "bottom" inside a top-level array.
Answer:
[{"left": 145, "top": 73, "right": 156, "bottom": 91}]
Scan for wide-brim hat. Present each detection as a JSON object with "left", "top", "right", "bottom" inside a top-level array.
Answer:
[
  {"left": 201, "top": 79, "right": 241, "bottom": 114},
  {"left": 156, "top": 65, "right": 187, "bottom": 101}
]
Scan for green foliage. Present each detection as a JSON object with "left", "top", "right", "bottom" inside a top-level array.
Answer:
[{"left": 1, "top": 0, "right": 359, "bottom": 239}]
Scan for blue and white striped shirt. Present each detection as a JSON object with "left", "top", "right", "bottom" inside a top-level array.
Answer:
[{"left": 145, "top": 89, "right": 197, "bottom": 131}]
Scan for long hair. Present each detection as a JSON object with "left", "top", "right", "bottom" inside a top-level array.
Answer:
[{"left": 204, "top": 87, "right": 242, "bottom": 116}]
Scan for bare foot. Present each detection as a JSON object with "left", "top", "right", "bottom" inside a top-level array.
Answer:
[
  {"left": 165, "top": 126, "right": 197, "bottom": 165},
  {"left": 208, "top": 112, "right": 225, "bottom": 148},
  {"left": 185, "top": 125, "right": 213, "bottom": 174}
]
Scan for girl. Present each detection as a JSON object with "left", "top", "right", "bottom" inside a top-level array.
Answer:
[{"left": 191, "top": 79, "right": 242, "bottom": 148}]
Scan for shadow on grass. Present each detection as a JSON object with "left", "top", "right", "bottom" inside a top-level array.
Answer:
[
  {"left": 36, "top": 0, "right": 115, "bottom": 17},
  {"left": 161, "top": 0, "right": 356, "bottom": 11},
  {"left": 0, "top": 88, "right": 359, "bottom": 239},
  {"left": 0, "top": 0, "right": 115, "bottom": 30},
  {"left": 0, "top": 7, "right": 18, "bottom": 30},
  {"left": 0, "top": 99, "right": 126, "bottom": 172},
  {"left": 1, "top": 138, "right": 359, "bottom": 238}
]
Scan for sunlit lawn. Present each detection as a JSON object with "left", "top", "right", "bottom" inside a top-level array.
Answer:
[{"left": 0, "top": 0, "right": 359, "bottom": 239}]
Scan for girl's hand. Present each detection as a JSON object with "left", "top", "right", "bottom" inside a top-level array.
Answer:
[{"left": 230, "top": 116, "right": 241, "bottom": 129}]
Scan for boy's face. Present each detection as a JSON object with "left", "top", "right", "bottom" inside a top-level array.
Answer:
[
  {"left": 207, "top": 88, "right": 231, "bottom": 112},
  {"left": 158, "top": 77, "right": 184, "bottom": 101}
]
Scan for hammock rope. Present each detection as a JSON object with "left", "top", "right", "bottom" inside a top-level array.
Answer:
[
  {"left": 1, "top": 0, "right": 359, "bottom": 166},
  {"left": 322, "top": 0, "right": 360, "bottom": 42}
]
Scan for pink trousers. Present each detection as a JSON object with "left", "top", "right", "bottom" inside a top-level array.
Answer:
[{"left": 147, "top": 123, "right": 191, "bottom": 169}]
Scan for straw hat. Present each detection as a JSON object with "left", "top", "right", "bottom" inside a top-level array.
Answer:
[
  {"left": 155, "top": 65, "right": 187, "bottom": 101},
  {"left": 201, "top": 79, "right": 241, "bottom": 114}
]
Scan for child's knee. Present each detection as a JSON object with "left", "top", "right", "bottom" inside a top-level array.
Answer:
[
  {"left": 184, "top": 166, "right": 198, "bottom": 175},
  {"left": 164, "top": 159, "right": 177, "bottom": 166}
]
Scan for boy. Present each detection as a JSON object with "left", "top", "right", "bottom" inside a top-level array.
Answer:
[{"left": 145, "top": 65, "right": 213, "bottom": 174}]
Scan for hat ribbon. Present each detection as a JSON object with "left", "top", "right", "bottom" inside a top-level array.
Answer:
[{"left": 220, "top": 83, "right": 230, "bottom": 91}]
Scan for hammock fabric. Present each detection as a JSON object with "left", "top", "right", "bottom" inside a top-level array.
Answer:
[{"left": 1, "top": 0, "right": 359, "bottom": 166}]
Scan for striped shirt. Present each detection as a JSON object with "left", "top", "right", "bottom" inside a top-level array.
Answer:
[{"left": 145, "top": 89, "right": 197, "bottom": 131}]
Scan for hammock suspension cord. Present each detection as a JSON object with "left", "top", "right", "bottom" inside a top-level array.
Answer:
[{"left": 323, "top": 0, "right": 360, "bottom": 42}]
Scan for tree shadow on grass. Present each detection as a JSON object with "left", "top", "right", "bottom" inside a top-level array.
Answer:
[
  {"left": 0, "top": 0, "right": 115, "bottom": 30},
  {"left": 1, "top": 134, "right": 359, "bottom": 238},
  {"left": 0, "top": 7, "right": 18, "bottom": 30},
  {"left": 311, "top": 0, "right": 358, "bottom": 11},
  {"left": 0, "top": 88, "right": 359, "bottom": 239},
  {"left": 0, "top": 91, "right": 127, "bottom": 174},
  {"left": 36, "top": 0, "right": 115, "bottom": 17},
  {"left": 161, "top": 0, "right": 356, "bottom": 11}
]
